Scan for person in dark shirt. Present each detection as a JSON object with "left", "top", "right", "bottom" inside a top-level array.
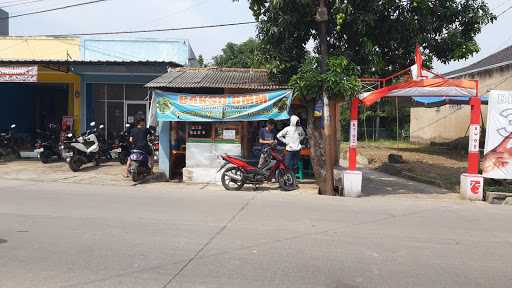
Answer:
[
  {"left": 258, "top": 119, "right": 277, "bottom": 168},
  {"left": 124, "top": 118, "right": 153, "bottom": 177}
]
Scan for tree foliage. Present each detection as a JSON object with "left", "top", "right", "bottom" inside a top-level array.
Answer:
[
  {"left": 197, "top": 54, "right": 206, "bottom": 67},
  {"left": 289, "top": 55, "right": 361, "bottom": 102},
  {"left": 213, "top": 38, "right": 265, "bottom": 68},
  {"left": 242, "top": 0, "right": 495, "bottom": 80}
]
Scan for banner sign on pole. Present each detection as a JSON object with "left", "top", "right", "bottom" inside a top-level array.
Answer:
[
  {"left": 349, "top": 120, "right": 358, "bottom": 148},
  {"left": 483, "top": 90, "right": 512, "bottom": 179},
  {"left": 153, "top": 90, "right": 293, "bottom": 122},
  {"left": 0, "top": 66, "right": 38, "bottom": 82},
  {"left": 468, "top": 124, "right": 481, "bottom": 153}
]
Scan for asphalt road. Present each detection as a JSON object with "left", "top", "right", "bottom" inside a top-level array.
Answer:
[{"left": 1, "top": 179, "right": 511, "bottom": 288}]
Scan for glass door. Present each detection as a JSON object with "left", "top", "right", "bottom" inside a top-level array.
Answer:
[{"left": 125, "top": 101, "right": 148, "bottom": 126}]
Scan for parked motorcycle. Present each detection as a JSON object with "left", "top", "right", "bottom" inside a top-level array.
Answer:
[
  {"left": 218, "top": 143, "right": 296, "bottom": 191},
  {"left": 0, "top": 124, "right": 21, "bottom": 161},
  {"left": 65, "top": 122, "right": 108, "bottom": 172},
  {"left": 115, "top": 124, "right": 132, "bottom": 165},
  {"left": 34, "top": 124, "right": 61, "bottom": 164},
  {"left": 127, "top": 149, "right": 152, "bottom": 182}
]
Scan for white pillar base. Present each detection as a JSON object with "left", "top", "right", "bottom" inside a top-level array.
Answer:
[
  {"left": 460, "top": 173, "right": 484, "bottom": 201},
  {"left": 343, "top": 170, "right": 363, "bottom": 197}
]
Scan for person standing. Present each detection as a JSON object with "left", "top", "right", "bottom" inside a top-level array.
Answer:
[
  {"left": 276, "top": 115, "right": 305, "bottom": 174},
  {"left": 258, "top": 119, "right": 277, "bottom": 168}
]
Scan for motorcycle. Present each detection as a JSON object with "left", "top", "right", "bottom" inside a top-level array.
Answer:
[
  {"left": 0, "top": 124, "right": 21, "bottom": 161},
  {"left": 65, "top": 122, "right": 108, "bottom": 172},
  {"left": 34, "top": 124, "right": 61, "bottom": 164},
  {"left": 218, "top": 143, "right": 296, "bottom": 191},
  {"left": 115, "top": 124, "right": 132, "bottom": 165},
  {"left": 127, "top": 149, "right": 152, "bottom": 182}
]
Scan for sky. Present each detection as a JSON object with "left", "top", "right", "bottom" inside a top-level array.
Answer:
[{"left": 3, "top": 0, "right": 512, "bottom": 73}]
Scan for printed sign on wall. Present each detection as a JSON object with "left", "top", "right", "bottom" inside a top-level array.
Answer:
[
  {"left": 0, "top": 66, "right": 37, "bottom": 82},
  {"left": 483, "top": 90, "right": 512, "bottom": 179}
]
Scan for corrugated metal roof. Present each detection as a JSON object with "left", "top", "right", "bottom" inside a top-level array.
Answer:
[
  {"left": 81, "top": 38, "right": 195, "bottom": 66},
  {"left": 146, "top": 67, "right": 288, "bottom": 89},
  {"left": 445, "top": 45, "right": 512, "bottom": 78}
]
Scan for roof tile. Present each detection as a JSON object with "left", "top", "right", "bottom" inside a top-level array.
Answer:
[{"left": 146, "top": 67, "right": 288, "bottom": 90}]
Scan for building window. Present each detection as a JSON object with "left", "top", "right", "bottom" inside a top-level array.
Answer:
[{"left": 91, "top": 83, "right": 149, "bottom": 142}]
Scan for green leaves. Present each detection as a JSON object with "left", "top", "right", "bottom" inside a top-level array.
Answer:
[
  {"left": 289, "top": 55, "right": 361, "bottom": 102},
  {"left": 212, "top": 38, "right": 264, "bottom": 69},
  {"left": 243, "top": 0, "right": 495, "bottom": 79},
  {"left": 324, "top": 56, "right": 362, "bottom": 99}
]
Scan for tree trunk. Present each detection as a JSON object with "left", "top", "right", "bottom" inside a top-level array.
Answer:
[{"left": 306, "top": 105, "right": 326, "bottom": 194}]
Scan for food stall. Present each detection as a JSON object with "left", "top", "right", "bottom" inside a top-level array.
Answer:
[{"left": 150, "top": 89, "right": 294, "bottom": 183}]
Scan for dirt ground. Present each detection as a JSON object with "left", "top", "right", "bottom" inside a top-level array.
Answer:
[{"left": 341, "top": 141, "right": 467, "bottom": 191}]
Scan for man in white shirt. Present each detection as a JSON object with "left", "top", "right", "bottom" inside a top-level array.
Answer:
[{"left": 276, "top": 115, "right": 305, "bottom": 174}]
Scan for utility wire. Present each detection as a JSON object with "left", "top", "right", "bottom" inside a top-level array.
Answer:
[
  {"left": 496, "top": 3, "right": 512, "bottom": 18},
  {"left": 32, "top": 21, "right": 256, "bottom": 37},
  {"left": 0, "top": 0, "right": 110, "bottom": 20},
  {"left": 492, "top": 0, "right": 512, "bottom": 11},
  {"left": 0, "top": 0, "right": 31, "bottom": 5},
  {"left": 0, "top": 0, "right": 48, "bottom": 9}
]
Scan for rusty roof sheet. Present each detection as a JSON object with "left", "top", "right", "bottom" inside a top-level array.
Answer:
[{"left": 146, "top": 67, "right": 288, "bottom": 90}]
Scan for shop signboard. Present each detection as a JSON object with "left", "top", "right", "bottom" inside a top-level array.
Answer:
[
  {"left": 153, "top": 90, "right": 293, "bottom": 122},
  {"left": 483, "top": 90, "right": 512, "bottom": 179},
  {"left": 0, "top": 66, "right": 37, "bottom": 82}
]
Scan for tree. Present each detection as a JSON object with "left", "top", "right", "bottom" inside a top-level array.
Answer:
[
  {"left": 213, "top": 38, "right": 265, "bottom": 68},
  {"left": 197, "top": 54, "right": 206, "bottom": 67},
  {"left": 289, "top": 55, "right": 361, "bottom": 183},
  {"left": 239, "top": 0, "right": 495, "bottom": 195}
]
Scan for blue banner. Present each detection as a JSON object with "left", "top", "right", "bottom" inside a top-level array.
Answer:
[{"left": 154, "top": 90, "right": 293, "bottom": 122}]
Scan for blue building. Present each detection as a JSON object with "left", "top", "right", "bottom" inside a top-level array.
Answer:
[{"left": 75, "top": 37, "right": 196, "bottom": 139}]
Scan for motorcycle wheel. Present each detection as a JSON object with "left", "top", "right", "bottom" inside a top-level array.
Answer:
[
  {"left": 277, "top": 169, "right": 297, "bottom": 191},
  {"left": 221, "top": 166, "right": 245, "bottom": 191},
  {"left": 119, "top": 151, "right": 129, "bottom": 165},
  {"left": 68, "top": 156, "right": 82, "bottom": 172},
  {"left": 39, "top": 151, "right": 50, "bottom": 164},
  {"left": 130, "top": 162, "right": 140, "bottom": 182}
]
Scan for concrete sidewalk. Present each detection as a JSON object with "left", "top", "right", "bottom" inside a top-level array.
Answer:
[
  {"left": 0, "top": 160, "right": 462, "bottom": 200},
  {"left": 0, "top": 160, "right": 321, "bottom": 193},
  {"left": 0, "top": 160, "right": 459, "bottom": 199},
  {"left": 362, "top": 169, "right": 458, "bottom": 200}
]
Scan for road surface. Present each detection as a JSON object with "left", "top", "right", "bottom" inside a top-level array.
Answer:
[{"left": 1, "top": 179, "right": 511, "bottom": 288}]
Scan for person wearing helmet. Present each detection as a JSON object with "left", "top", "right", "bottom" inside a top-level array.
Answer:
[{"left": 276, "top": 115, "right": 305, "bottom": 174}]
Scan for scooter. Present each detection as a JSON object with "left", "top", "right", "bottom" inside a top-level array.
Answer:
[
  {"left": 65, "top": 122, "right": 104, "bottom": 172},
  {"left": 0, "top": 124, "right": 21, "bottom": 161},
  {"left": 127, "top": 149, "right": 152, "bottom": 182},
  {"left": 218, "top": 143, "right": 296, "bottom": 191},
  {"left": 34, "top": 124, "right": 62, "bottom": 164}
]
